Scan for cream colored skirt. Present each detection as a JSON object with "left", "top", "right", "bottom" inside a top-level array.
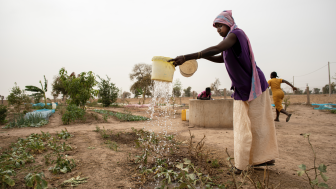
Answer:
[{"left": 233, "top": 89, "right": 279, "bottom": 170}]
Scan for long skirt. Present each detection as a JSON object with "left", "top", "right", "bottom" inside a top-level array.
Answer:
[{"left": 233, "top": 89, "right": 279, "bottom": 170}]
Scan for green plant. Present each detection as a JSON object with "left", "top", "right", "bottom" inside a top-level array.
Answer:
[
  {"left": 59, "top": 68, "right": 98, "bottom": 108},
  {"left": 24, "top": 172, "right": 48, "bottom": 189},
  {"left": 100, "top": 127, "right": 109, "bottom": 138},
  {"left": 0, "top": 105, "right": 8, "bottom": 125},
  {"left": 25, "top": 75, "right": 48, "bottom": 108},
  {"left": 103, "top": 114, "right": 108, "bottom": 122},
  {"left": 57, "top": 128, "right": 72, "bottom": 140},
  {"left": 284, "top": 96, "right": 290, "bottom": 111},
  {"left": 94, "top": 126, "right": 101, "bottom": 132},
  {"left": 108, "top": 142, "right": 119, "bottom": 151},
  {"left": 210, "top": 159, "right": 220, "bottom": 168},
  {"left": 49, "top": 154, "right": 76, "bottom": 174},
  {"left": 0, "top": 169, "right": 15, "bottom": 188},
  {"left": 44, "top": 154, "right": 51, "bottom": 165},
  {"left": 97, "top": 75, "right": 119, "bottom": 107},
  {"left": 62, "top": 104, "right": 85, "bottom": 125},
  {"left": 297, "top": 133, "right": 329, "bottom": 188},
  {"left": 93, "top": 109, "right": 149, "bottom": 121},
  {"left": 330, "top": 110, "right": 336, "bottom": 114}
]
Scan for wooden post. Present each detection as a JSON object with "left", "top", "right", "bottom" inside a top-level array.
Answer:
[
  {"left": 223, "top": 88, "right": 227, "bottom": 99},
  {"left": 193, "top": 91, "right": 195, "bottom": 99},
  {"left": 306, "top": 86, "right": 310, "bottom": 105}
]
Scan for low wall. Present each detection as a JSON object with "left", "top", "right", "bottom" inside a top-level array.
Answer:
[{"left": 189, "top": 99, "right": 233, "bottom": 128}]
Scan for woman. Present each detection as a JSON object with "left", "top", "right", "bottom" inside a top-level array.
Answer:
[
  {"left": 197, "top": 87, "right": 211, "bottom": 100},
  {"left": 268, "top": 72, "right": 297, "bottom": 122},
  {"left": 169, "top": 10, "right": 279, "bottom": 174}
]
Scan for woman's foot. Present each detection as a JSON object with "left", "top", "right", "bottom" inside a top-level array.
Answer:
[
  {"left": 274, "top": 118, "right": 279, "bottom": 122},
  {"left": 286, "top": 114, "right": 292, "bottom": 122}
]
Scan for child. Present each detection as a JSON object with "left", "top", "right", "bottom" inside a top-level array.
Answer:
[
  {"left": 268, "top": 72, "right": 297, "bottom": 122},
  {"left": 197, "top": 87, "right": 211, "bottom": 100}
]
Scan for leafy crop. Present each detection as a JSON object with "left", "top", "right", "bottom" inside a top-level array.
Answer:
[
  {"left": 62, "top": 176, "right": 89, "bottom": 187},
  {"left": 0, "top": 169, "right": 15, "bottom": 188},
  {"left": 24, "top": 172, "right": 48, "bottom": 189},
  {"left": 62, "top": 104, "right": 85, "bottom": 125},
  {"left": 93, "top": 109, "right": 149, "bottom": 121},
  {"left": 4, "top": 113, "right": 48, "bottom": 129},
  {"left": 49, "top": 154, "right": 76, "bottom": 174},
  {"left": 57, "top": 128, "right": 73, "bottom": 140}
]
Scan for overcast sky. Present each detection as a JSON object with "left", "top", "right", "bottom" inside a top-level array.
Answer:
[{"left": 1, "top": 0, "right": 336, "bottom": 98}]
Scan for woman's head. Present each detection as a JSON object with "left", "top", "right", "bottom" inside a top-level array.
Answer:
[
  {"left": 270, "top": 72, "right": 278, "bottom": 78},
  {"left": 206, "top": 87, "right": 211, "bottom": 95},
  {"left": 213, "top": 10, "right": 237, "bottom": 37}
]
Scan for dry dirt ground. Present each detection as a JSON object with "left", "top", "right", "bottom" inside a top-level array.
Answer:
[{"left": 0, "top": 104, "right": 335, "bottom": 188}]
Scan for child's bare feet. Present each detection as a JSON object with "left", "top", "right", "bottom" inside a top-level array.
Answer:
[{"left": 286, "top": 114, "right": 292, "bottom": 122}]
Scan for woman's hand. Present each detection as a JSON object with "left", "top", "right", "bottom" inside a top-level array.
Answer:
[
  {"left": 168, "top": 56, "right": 186, "bottom": 67},
  {"left": 292, "top": 87, "right": 298, "bottom": 91}
]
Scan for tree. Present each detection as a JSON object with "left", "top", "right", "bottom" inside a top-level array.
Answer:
[
  {"left": 51, "top": 75, "right": 68, "bottom": 101},
  {"left": 59, "top": 68, "right": 97, "bottom": 108},
  {"left": 183, "top": 87, "right": 192, "bottom": 97},
  {"left": 210, "top": 78, "right": 221, "bottom": 96},
  {"left": 7, "top": 83, "right": 31, "bottom": 112},
  {"left": 172, "top": 79, "right": 182, "bottom": 97},
  {"left": 122, "top": 91, "right": 131, "bottom": 99},
  {"left": 129, "top": 63, "right": 153, "bottom": 104},
  {"left": 25, "top": 75, "right": 48, "bottom": 106},
  {"left": 97, "top": 75, "right": 119, "bottom": 107},
  {"left": 313, "top": 88, "right": 320, "bottom": 94},
  {"left": 322, "top": 83, "right": 336, "bottom": 94}
]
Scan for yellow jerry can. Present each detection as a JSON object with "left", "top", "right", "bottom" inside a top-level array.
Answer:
[{"left": 181, "top": 109, "right": 186, "bottom": 121}]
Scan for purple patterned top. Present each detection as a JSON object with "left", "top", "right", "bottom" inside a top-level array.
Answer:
[{"left": 223, "top": 28, "right": 268, "bottom": 101}]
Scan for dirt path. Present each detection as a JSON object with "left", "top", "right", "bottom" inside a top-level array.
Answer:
[{"left": 1, "top": 105, "right": 335, "bottom": 188}]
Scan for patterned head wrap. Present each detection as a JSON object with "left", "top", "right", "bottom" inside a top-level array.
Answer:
[
  {"left": 213, "top": 10, "right": 263, "bottom": 101},
  {"left": 213, "top": 10, "right": 238, "bottom": 37}
]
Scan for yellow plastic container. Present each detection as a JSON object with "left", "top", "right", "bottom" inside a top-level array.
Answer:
[
  {"left": 181, "top": 109, "right": 186, "bottom": 121},
  {"left": 151, "top": 56, "right": 175, "bottom": 82}
]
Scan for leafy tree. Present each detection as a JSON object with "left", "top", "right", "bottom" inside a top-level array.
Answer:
[
  {"left": 313, "top": 88, "right": 321, "bottom": 94},
  {"left": 183, "top": 87, "right": 192, "bottom": 97},
  {"left": 97, "top": 75, "right": 119, "bottom": 107},
  {"left": 59, "top": 68, "right": 98, "bottom": 108},
  {"left": 322, "top": 82, "right": 336, "bottom": 94},
  {"left": 122, "top": 91, "right": 131, "bottom": 99},
  {"left": 7, "top": 83, "right": 31, "bottom": 112},
  {"left": 51, "top": 75, "right": 68, "bottom": 101},
  {"left": 25, "top": 75, "right": 48, "bottom": 106},
  {"left": 130, "top": 64, "right": 153, "bottom": 104},
  {"left": 172, "top": 79, "right": 182, "bottom": 97},
  {"left": 0, "top": 105, "right": 8, "bottom": 125},
  {"left": 210, "top": 78, "right": 221, "bottom": 96}
]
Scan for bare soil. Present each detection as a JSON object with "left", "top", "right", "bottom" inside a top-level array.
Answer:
[{"left": 0, "top": 104, "right": 335, "bottom": 188}]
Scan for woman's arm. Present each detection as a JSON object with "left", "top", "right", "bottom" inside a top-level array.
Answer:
[
  {"left": 282, "top": 79, "right": 297, "bottom": 91},
  {"left": 203, "top": 53, "right": 224, "bottom": 63},
  {"left": 169, "top": 33, "right": 237, "bottom": 66}
]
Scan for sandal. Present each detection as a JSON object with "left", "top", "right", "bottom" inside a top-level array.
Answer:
[
  {"left": 252, "top": 160, "right": 275, "bottom": 167},
  {"left": 227, "top": 167, "right": 242, "bottom": 175},
  {"left": 286, "top": 114, "right": 292, "bottom": 122}
]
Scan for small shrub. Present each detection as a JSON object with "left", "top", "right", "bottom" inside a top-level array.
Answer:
[
  {"left": 62, "top": 104, "right": 85, "bottom": 125},
  {"left": 330, "top": 110, "right": 336, "bottom": 114},
  {"left": 4, "top": 113, "right": 48, "bottom": 129},
  {"left": 0, "top": 105, "right": 8, "bottom": 125},
  {"left": 108, "top": 142, "right": 119, "bottom": 151},
  {"left": 24, "top": 172, "right": 48, "bottom": 189}
]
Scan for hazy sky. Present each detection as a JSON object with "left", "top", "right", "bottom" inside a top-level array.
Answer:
[{"left": 1, "top": 0, "right": 336, "bottom": 98}]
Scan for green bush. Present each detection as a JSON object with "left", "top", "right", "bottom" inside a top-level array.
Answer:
[
  {"left": 97, "top": 75, "right": 119, "bottom": 107},
  {"left": 0, "top": 105, "right": 8, "bottom": 125},
  {"left": 24, "top": 172, "right": 48, "bottom": 189},
  {"left": 62, "top": 105, "right": 85, "bottom": 125},
  {"left": 330, "top": 110, "right": 336, "bottom": 114}
]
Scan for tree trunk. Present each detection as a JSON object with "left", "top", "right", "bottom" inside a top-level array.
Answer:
[{"left": 44, "top": 93, "right": 47, "bottom": 108}]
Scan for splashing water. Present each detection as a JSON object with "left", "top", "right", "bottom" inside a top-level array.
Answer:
[{"left": 144, "top": 80, "right": 177, "bottom": 156}]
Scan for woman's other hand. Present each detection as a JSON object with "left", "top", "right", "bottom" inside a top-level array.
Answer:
[{"left": 168, "top": 56, "right": 186, "bottom": 67}]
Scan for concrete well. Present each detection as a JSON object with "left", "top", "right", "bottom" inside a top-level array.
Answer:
[{"left": 189, "top": 99, "right": 233, "bottom": 128}]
